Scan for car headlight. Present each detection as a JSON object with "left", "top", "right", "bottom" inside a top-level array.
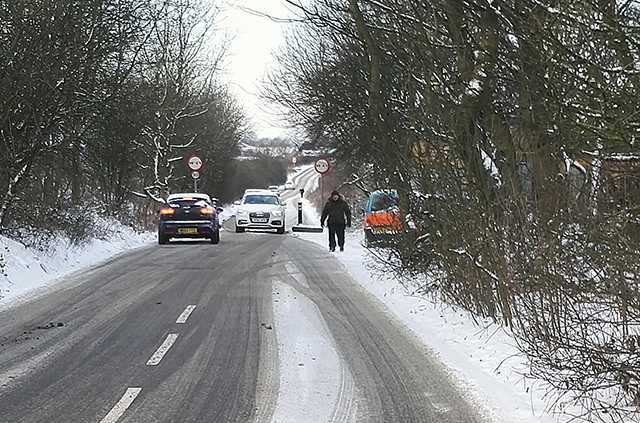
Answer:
[
  {"left": 271, "top": 210, "right": 283, "bottom": 217},
  {"left": 237, "top": 209, "right": 249, "bottom": 217}
]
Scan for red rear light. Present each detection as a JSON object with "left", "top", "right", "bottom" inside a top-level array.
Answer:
[
  {"left": 160, "top": 207, "right": 175, "bottom": 215},
  {"left": 200, "top": 207, "right": 215, "bottom": 215}
]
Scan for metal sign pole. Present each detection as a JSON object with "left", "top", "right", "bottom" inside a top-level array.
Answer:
[{"left": 188, "top": 155, "right": 203, "bottom": 193}]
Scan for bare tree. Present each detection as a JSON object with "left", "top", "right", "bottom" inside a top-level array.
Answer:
[
  {"left": 134, "top": 0, "right": 227, "bottom": 200},
  {"left": 0, "top": 0, "right": 149, "bottom": 240},
  {"left": 267, "top": 0, "right": 640, "bottom": 420}
]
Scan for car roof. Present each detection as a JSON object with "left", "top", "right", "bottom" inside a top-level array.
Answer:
[
  {"left": 370, "top": 189, "right": 398, "bottom": 197},
  {"left": 167, "top": 192, "right": 211, "bottom": 202}
]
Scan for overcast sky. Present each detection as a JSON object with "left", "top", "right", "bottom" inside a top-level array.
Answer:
[{"left": 217, "top": 0, "right": 296, "bottom": 139}]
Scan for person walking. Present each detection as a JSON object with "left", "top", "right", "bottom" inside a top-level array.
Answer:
[{"left": 320, "top": 189, "right": 352, "bottom": 252}]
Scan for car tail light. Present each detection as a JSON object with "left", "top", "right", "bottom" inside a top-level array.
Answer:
[
  {"left": 200, "top": 207, "right": 215, "bottom": 215},
  {"left": 160, "top": 207, "right": 175, "bottom": 215}
]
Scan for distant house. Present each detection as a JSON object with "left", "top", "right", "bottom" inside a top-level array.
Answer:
[
  {"left": 562, "top": 152, "right": 640, "bottom": 211},
  {"left": 599, "top": 153, "right": 640, "bottom": 209},
  {"left": 238, "top": 142, "right": 297, "bottom": 159}
]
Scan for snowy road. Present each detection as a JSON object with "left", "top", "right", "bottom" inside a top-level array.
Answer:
[{"left": 0, "top": 228, "right": 490, "bottom": 422}]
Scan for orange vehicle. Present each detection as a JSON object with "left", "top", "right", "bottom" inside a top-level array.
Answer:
[{"left": 363, "top": 190, "right": 403, "bottom": 247}]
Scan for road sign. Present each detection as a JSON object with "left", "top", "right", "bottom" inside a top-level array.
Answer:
[
  {"left": 191, "top": 171, "right": 200, "bottom": 179},
  {"left": 314, "top": 158, "right": 330, "bottom": 174},
  {"left": 187, "top": 155, "right": 203, "bottom": 171}
]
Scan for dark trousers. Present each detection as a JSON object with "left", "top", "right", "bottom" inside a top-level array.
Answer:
[{"left": 327, "top": 223, "right": 346, "bottom": 250}]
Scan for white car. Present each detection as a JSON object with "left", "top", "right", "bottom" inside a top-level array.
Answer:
[
  {"left": 267, "top": 185, "right": 281, "bottom": 194},
  {"left": 235, "top": 189, "right": 286, "bottom": 234},
  {"left": 284, "top": 181, "right": 295, "bottom": 190}
]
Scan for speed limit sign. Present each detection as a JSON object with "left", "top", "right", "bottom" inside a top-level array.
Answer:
[
  {"left": 314, "top": 158, "right": 330, "bottom": 174},
  {"left": 187, "top": 155, "right": 203, "bottom": 171}
]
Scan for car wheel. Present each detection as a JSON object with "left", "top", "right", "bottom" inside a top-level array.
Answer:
[
  {"left": 364, "top": 230, "right": 375, "bottom": 248},
  {"left": 235, "top": 226, "right": 245, "bottom": 233},
  {"left": 158, "top": 233, "right": 169, "bottom": 245},
  {"left": 277, "top": 225, "right": 285, "bottom": 234},
  {"left": 211, "top": 230, "right": 220, "bottom": 244}
]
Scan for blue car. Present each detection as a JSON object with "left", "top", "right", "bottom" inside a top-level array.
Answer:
[
  {"left": 158, "top": 193, "right": 222, "bottom": 244},
  {"left": 363, "top": 190, "right": 403, "bottom": 247}
]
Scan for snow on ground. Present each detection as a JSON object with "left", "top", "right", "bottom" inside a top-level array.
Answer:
[
  {"left": 0, "top": 170, "right": 580, "bottom": 423},
  {"left": 271, "top": 280, "right": 358, "bottom": 422},
  {"left": 288, "top": 196, "right": 567, "bottom": 423},
  {"left": 0, "top": 224, "right": 156, "bottom": 306}
]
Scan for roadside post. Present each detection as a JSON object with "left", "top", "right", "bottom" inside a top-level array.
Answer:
[
  {"left": 187, "top": 155, "right": 203, "bottom": 192},
  {"left": 297, "top": 188, "right": 304, "bottom": 226}
]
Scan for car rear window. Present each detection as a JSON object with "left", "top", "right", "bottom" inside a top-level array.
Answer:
[
  {"left": 370, "top": 194, "right": 397, "bottom": 212},
  {"left": 168, "top": 198, "right": 209, "bottom": 208}
]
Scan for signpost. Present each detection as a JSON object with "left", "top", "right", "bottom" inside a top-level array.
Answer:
[
  {"left": 187, "top": 155, "right": 203, "bottom": 171},
  {"left": 314, "top": 157, "right": 331, "bottom": 201},
  {"left": 187, "top": 155, "right": 203, "bottom": 191},
  {"left": 314, "top": 157, "right": 330, "bottom": 174}
]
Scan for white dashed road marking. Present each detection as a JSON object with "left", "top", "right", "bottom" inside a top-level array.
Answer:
[
  {"left": 146, "top": 333, "right": 179, "bottom": 366},
  {"left": 176, "top": 305, "right": 197, "bottom": 323},
  {"left": 100, "top": 387, "right": 142, "bottom": 423}
]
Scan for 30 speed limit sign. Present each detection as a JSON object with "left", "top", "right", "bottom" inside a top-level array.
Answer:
[
  {"left": 187, "top": 155, "right": 203, "bottom": 171},
  {"left": 314, "top": 157, "right": 331, "bottom": 174}
]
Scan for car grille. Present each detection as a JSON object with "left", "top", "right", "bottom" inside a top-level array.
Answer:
[{"left": 249, "top": 212, "right": 270, "bottom": 218}]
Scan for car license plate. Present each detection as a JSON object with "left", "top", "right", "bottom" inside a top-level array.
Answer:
[
  {"left": 178, "top": 228, "right": 198, "bottom": 234},
  {"left": 372, "top": 226, "right": 393, "bottom": 233},
  {"left": 252, "top": 218, "right": 268, "bottom": 223}
]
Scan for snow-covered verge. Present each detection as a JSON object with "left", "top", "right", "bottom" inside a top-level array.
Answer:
[
  {"left": 0, "top": 190, "right": 592, "bottom": 423},
  {"left": 0, "top": 222, "right": 156, "bottom": 305}
]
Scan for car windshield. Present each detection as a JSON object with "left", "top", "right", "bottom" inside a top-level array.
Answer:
[
  {"left": 243, "top": 195, "right": 279, "bottom": 205},
  {"left": 370, "top": 194, "right": 397, "bottom": 212}
]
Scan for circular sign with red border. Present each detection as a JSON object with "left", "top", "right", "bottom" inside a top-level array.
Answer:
[
  {"left": 187, "top": 155, "right": 203, "bottom": 171},
  {"left": 314, "top": 157, "right": 331, "bottom": 174}
]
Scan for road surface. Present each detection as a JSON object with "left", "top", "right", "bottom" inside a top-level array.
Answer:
[{"left": 0, "top": 223, "right": 489, "bottom": 423}]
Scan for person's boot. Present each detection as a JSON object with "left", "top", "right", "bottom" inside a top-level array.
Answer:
[{"left": 339, "top": 246, "right": 344, "bottom": 252}]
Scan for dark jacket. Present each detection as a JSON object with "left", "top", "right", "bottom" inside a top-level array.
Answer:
[{"left": 321, "top": 195, "right": 352, "bottom": 226}]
